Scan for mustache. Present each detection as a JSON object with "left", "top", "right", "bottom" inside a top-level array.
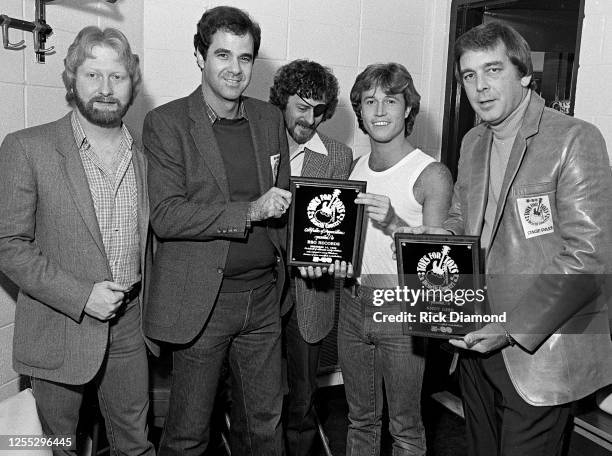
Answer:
[
  {"left": 296, "top": 121, "right": 315, "bottom": 130},
  {"left": 89, "top": 96, "right": 122, "bottom": 104}
]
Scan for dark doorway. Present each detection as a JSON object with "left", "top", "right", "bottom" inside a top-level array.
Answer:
[{"left": 441, "top": 0, "right": 585, "bottom": 179}]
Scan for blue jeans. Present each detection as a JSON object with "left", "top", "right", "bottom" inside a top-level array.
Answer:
[
  {"left": 158, "top": 279, "right": 283, "bottom": 456},
  {"left": 338, "top": 286, "right": 426, "bottom": 456},
  {"left": 31, "top": 301, "right": 154, "bottom": 456}
]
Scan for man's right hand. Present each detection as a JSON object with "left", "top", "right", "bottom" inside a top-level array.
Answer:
[
  {"left": 84, "top": 281, "right": 128, "bottom": 321},
  {"left": 249, "top": 187, "right": 292, "bottom": 221}
]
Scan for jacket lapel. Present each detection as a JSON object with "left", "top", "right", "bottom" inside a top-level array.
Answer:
[
  {"left": 302, "top": 149, "right": 330, "bottom": 178},
  {"left": 187, "top": 88, "right": 230, "bottom": 199},
  {"left": 467, "top": 129, "right": 491, "bottom": 236},
  {"left": 56, "top": 113, "right": 107, "bottom": 258},
  {"left": 489, "top": 94, "right": 543, "bottom": 248},
  {"left": 245, "top": 99, "right": 269, "bottom": 193}
]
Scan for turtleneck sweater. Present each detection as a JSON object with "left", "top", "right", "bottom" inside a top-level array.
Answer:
[{"left": 480, "top": 90, "right": 531, "bottom": 252}]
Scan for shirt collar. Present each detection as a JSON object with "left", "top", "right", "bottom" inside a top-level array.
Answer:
[
  {"left": 70, "top": 110, "right": 133, "bottom": 150},
  {"left": 288, "top": 131, "right": 328, "bottom": 159},
  {"left": 203, "top": 95, "right": 248, "bottom": 124}
]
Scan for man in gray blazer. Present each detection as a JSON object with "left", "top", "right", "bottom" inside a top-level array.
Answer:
[
  {"left": 270, "top": 60, "right": 353, "bottom": 456},
  {"left": 143, "top": 6, "right": 291, "bottom": 456},
  {"left": 0, "top": 27, "right": 154, "bottom": 455}
]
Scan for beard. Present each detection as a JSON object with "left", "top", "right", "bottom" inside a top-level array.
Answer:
[
  {"left": 73, "top": 85, "right": 130, "bottom": 128},
  {"left": 289, "top": 120, "right": 317, "bottom": 144}
]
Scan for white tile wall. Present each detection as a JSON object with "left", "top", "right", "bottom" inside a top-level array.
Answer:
[
  {"left": 288, "top": 20, "right": 360, "bottom": 67},
  {"left": 0, "top": 83, "right": 25, "bottom": 141},
  {"left": 44, "top": 0, "right": 102, "bottom": 34},
  {"left": 361, "top": 0, "right": 427, "bottom": 35},
  {"left": 359, "top": 30, "right": 424, "bottom": 70},
  {"left": 289, "top": 0, "right": 361, "bottom": 29},
  {"left": 142, "top": 48, "right": 200, "bottom": 97}
]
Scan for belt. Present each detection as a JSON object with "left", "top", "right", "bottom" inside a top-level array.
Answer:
[{"left": 123, "top": 280, "right": 141, "bottom": 304}]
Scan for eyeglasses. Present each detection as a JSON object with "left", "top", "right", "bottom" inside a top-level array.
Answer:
[{"left": 296, "top": 93, "right": 327, "bottom": 118}]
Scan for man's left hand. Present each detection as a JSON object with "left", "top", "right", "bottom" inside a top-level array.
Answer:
[{"left": 448, "top": 323, "right": 509, "bottom": 353}]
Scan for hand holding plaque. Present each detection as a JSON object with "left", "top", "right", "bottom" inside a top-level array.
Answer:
[
  {"left": 288, "top": 177, "right": 367, "bottom": 268},
  {"left": 394, "top": 233, "right": 484, "bottom": 338}
]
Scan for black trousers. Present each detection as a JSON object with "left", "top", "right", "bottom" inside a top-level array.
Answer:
[{"left": 458, "top": 351, "right": 572, "bottom": 456}]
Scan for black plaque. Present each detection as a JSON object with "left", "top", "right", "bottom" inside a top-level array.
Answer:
[
  {"left": 394, "top": 233, "right": 483, "bottom": 338},
  {"left": 288, "top": 177, "right": 367, "bottom": 268}
]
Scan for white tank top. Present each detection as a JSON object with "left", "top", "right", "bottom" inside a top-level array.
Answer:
[{"left": 350, "top": 149, "right": 435, "bottom": 285}]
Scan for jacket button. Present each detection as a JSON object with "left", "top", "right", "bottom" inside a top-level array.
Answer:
[{"left": 217, "top": 268, "right": 223, "bottom": 274}]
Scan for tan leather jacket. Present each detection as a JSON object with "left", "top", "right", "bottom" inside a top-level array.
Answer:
[{"left": 444, "top": 93, "right": 612, "bottom": 406}]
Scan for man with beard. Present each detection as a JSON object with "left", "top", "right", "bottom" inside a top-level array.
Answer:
[
  {"left": 269, "top": 59, "right": 353, "bottom": 456},
  {"left": 0, "top": 26, "right": 154, "bottom": 455}
]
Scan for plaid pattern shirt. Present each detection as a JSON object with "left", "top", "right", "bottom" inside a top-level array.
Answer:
[
  {"left": 204, "top": 96, "right": 248, "bottom": 124},
  {"left": 71, "top": 112, "right": 140, "bottom": 287}
]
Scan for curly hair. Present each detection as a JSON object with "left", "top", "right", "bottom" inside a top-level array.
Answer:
[
  {"left": 194, "top": 6, "right": 261, "bottom": 61},
  {"left": 350, "top": 63, "right": 420, "bottom": 137},
  {"left": 269, "top": 60, "right": 339, "bottom": 122},
  {"left": 62, "top": 26, "right": 141, "bottom": 105}
]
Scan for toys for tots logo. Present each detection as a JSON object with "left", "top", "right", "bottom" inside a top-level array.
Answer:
[
  {"left": 307, "top": 189, "right": 346, "bottom": 229},
  {"left": 523, "top": 197, "right": 550, "bottom": 226},
  {"left": 416, "top": 245, "right": 459, "bottom": 290}
]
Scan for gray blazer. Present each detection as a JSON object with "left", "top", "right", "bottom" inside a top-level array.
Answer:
[
  {"left": 0, "top": 113, "right": 150, "bottom": 384},
  {"left": 293, "top": 133, "right": 353, "bottom": 343},
  {"left": 142, "top": 88, "right": 290, "bottom": 344}
]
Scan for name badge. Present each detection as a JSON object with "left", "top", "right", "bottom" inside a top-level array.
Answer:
[{"left": 516, "top": 195, "right": 554, "bottom": 239}]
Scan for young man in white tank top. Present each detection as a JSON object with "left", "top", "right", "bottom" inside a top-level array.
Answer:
[{"left": 339, "top": 63, "right": 452, "bottom": 456}]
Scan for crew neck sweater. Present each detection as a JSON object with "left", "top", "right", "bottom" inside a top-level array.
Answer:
[{"left": 213, "top": 117, "right": 276, "bottom": 291}]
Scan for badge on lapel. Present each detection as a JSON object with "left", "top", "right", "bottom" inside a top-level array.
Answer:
[
  {"left": 516, "top": 195, "right": 554, "bottom": 239},
  {"left": 270, "top": 154, "right": 280, "bottom": 185}
]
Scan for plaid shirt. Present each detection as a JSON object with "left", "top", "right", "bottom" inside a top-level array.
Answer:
[
  {"left": 71, "top": 112, "right": 140, "bottom": 287},
  {"left": 204, "top": 96, "right": 248, "bottom": 124}
]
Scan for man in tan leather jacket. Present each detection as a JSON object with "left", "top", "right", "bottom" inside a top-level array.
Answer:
[{"left": 403, "top": 22, "right": 612, "bottom": 455}]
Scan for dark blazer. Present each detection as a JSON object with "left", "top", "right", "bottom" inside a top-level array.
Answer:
[
  {"left": 142, "top": 87, "right": 290, "bottom": 344},
  {"left": 0, "top": 113, "right": 150, "bottom": 384},
  {"left": 444, "top": 93, "right": 612, "bottom": 405},
  {"left": 293, "top": 133, "right": 353, "bottom": 343}
]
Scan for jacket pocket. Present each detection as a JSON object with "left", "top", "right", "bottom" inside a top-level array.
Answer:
[
  {"left": 14, "top": 294, "right": 66, "bottom": 369},
  {"left": 145, "top": 258, "right": 188, "bottom": 327},
  {"left": 511, "top": 182, "right": 555, "bottom": 197}
]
